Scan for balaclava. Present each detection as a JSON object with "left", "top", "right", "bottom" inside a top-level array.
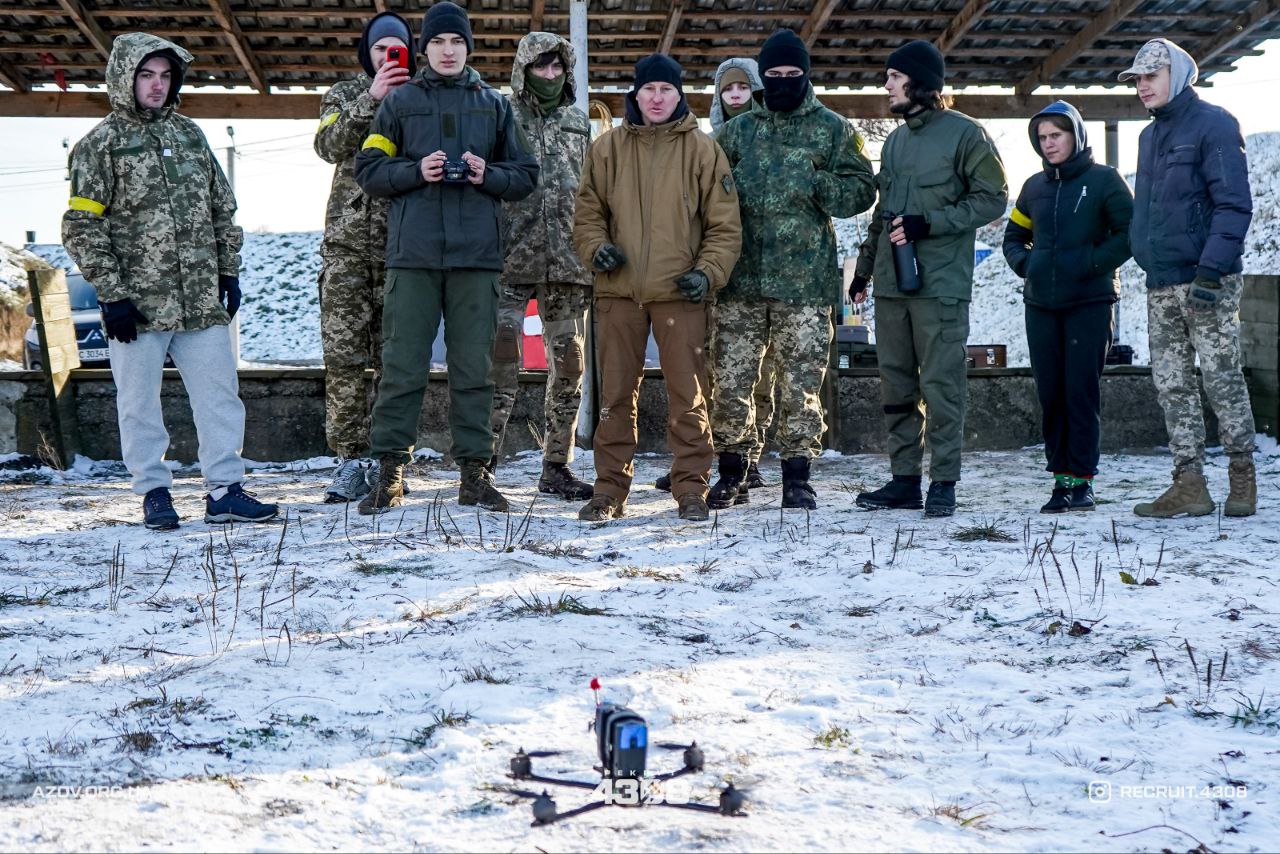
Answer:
[{"left": 758, "top": 30, "right": 810, "bottom": 112}]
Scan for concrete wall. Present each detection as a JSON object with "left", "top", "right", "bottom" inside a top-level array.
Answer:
[{"left": 0, "top": 365, "right": 1198, "bottom": 464}]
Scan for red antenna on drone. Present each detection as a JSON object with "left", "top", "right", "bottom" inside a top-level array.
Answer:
[{"left": 590, "top": 677, "right": 601, "bottom": 707}]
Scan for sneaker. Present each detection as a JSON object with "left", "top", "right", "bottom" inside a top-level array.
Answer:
[
  {"left": 1040, "top": 475, "right": 1072, "bottom": 514},
  {"left": 579, "top": 494, "right": 626, "bottom": 521},
  {"left": 358, "top": 457, "right": 405, "bottom": 515},
  {"left": 677, "top": 493, "right": 710, "bottom": 521},
  {"left": 1068, "top": 479, "right": 1096, "bottom": 512},
  {"left": 324, "top": 458, "right": 373, "bottom": 504},
  {"left": 205, "top": 483, "right": 279, "bottom": 524},
  {"left": 744, "top": 460, "right": 768, "bottom": 490},
  {"left": 924, "top": 481, "right": 956, "bottom": 518},
  {"left": 143, "top": 486, "right": 180, "bottom": 530},
  {"left": 856, "top": 475, "right": 923, "bottom": 510}
]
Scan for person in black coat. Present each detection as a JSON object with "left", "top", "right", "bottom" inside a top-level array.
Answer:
[{"left": 1003, "top": 100, "right": 1134, "bottom": 513}]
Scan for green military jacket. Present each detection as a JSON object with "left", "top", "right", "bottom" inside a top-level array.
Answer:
[
  {"left": 315, "top": 75, "right": 389, "bottom": 260},
  {"left": 501, "top": 32, "right": 591, "bottom": 287},
  {"left": 716, "top": 86, "right": 875, "bottom": 306},
  {"left": 856, "top": 108, "right": 1008, "bottom": 301},
  {"left": 62, "top": 33, "right": 241, "bottom": 332}
]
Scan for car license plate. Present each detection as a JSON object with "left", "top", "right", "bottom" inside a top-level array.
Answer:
[{"left": 78, "top": 348, "right": 110, "bottom": 362}]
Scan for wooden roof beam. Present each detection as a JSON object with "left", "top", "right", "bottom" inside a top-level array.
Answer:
[
  {"left": 935, "top": 0, "right": 990, "bottom": 53},
  {"left": 1014, "top": 0, "right": 1144, "bottom": 95},
  {"left": 207, "top": 0, "right": 269, "bottom": 93},
  {"left": 801, "top": 0, "right": 843, "bottom": 49},
  {"left": 658, "top": 0, "right": 685, "bottom": 54},
  {"left": 530, "top": 0, "right": 545, "bottom": 32},
  {"left": 54, "top": 0, "right": 112, "bottom": 57},
  {"left": 0, "top": 57, "right": 30, "bottom": 92},
  {"left": 1196, "top": 0, "right": 1280, "bottom": 67}
]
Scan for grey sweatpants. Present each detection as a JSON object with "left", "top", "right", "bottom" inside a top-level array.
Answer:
[{"left": 108, "top": 324, "right": 247, "bottom": 495}]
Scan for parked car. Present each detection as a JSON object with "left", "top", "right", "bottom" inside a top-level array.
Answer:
[{"left": 23, "top": 272, "right": 111, "bottom": 370}]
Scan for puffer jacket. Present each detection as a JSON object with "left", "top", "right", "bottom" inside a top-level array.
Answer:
[
  {"left": 62, "top": 32, "right": 241, "bottom": 332},
  {"left": 573, "top": 111, "right": 741, "bottom": 303},
  {"left": 501, "top": 31, "right": 592, "bottom": 287},
  {"left": 1003, "top": 100, "right": 1134, "bottom": 309}
]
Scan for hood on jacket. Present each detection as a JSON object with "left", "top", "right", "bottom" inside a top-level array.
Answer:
[
  {"left": 1160, "top": 39, "right": 1199, "bottom": 100},
  {"left": 107, "top": 32, "right": 193, "bottom": 118},
  {"left": 358, "top": 11, "right": 415, "bottom": 78},
  {"left": 1028, "top": 99, "right": 1087, "bottom": 160},
  {"left": 710, "top": 57, "right": 763, "bottom": 132},
  {"left": 510, "top": 31, "right": 577, "bottom": 107}
]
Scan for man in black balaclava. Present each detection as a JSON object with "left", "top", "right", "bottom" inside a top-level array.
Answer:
[{"left": 710, "top": 29, "right": 875, "bottom": 511}]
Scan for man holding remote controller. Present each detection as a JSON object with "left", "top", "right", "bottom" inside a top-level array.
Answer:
[
  {"left": 354, "top": 1, "right": 539, "bottom": 515},
  {"left": 851, "top": 40, "right": 1007, "bottom": 518},
  {"left": 314, "top": 10, "right": 414, "bottom": 505}
]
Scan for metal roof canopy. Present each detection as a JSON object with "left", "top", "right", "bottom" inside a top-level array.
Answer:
[{"left": 1, "top": 0, "right": 1276, "bottom": 119}]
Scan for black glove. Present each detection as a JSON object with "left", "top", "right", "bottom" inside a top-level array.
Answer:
[
  {"left": 848, "top": 275, "right": 869, "bottom": 301},
  {"left": 898, "top": 214, "right": 931, "bottom": 242},
  {"left": 592, "top": 243, "right": 626, "bottom": 272},
  {"left": 1188, "top": 275, "right": 1221, "bottom": 310},
  {"left": 218, "top": 274, "right": 242, "bottom": 319},
  {"left": 675, "top": 269, "right": 709, "bottom": 303},
  {"left": 99, "top": 299, "right": 149, "bottom": 344}
]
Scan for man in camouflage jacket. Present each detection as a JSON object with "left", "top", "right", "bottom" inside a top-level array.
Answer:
[
  {"left": 489, "top": 31, "right": 595, "bottom": 501},
  {"left": 313, "top": 10, "right": 414, "bottom": 503},
  {"left": 62, "top": 32, "right": 277, "bottom": 530},
  {"left": 712, "top": 30, "right": 876, "bottom": 510}
]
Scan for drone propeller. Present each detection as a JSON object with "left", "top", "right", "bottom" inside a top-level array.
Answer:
[
  {"left": 525, "top": 750, "right": 564, "bottom": 758},
  {"left": 655, "top": 740, "right": 705, "bottom": 772},
  {"left": 718, "top": 783, "right": 747, "bottom": 816},
  {"left": 531, "top": 789, "right": 558, "bottom": 825}
]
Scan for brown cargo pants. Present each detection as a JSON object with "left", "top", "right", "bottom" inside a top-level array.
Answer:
[{"left": 593, "top": 296, "right": 712, "bottom": 502}]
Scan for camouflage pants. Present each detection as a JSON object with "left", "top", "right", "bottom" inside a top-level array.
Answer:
[
  {"left": 490, "top": 282, "right": 589, "bottom": 464},
  {"left": 319, "top": 254, "right": 384, "bottom": 459},
  {"left": 711, "top": 298, "right": 832, "bottom": 460},
  {"left": 1147, "top": 274, "right": 1256, "bottom": 472},
  {"left": 751, "top": 345, "right": 778, "bottom": 462}
]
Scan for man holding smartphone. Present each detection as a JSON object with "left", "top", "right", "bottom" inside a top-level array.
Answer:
[
  {"left": 314, "top": 10, "right": 414, "bottom": 504},
  {"left": 354, "top": 1, "right": 539, "bottom": 515}
]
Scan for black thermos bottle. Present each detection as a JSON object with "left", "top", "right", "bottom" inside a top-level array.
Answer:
[{"left": 884, "top": 211, "right": 922, "bottom": 294}]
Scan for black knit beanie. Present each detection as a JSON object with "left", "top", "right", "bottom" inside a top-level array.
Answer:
[
  {"left": 758, "top": 30, "right": 810, "bottom": 74},
  {"left": 634, "top": 53, "right": 683, "bottom": 90},
  {"left": 419, "top": 1, "right": 474, "bottom": 54},
  {"left": 887, "top": 39, "right": 946, "bottom": 92}
]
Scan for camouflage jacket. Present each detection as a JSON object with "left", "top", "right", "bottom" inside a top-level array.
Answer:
[
  {"left": 716, "top": 87, "right": 875, "bottom": 305},
  {"left": 501, "top": 33, "right": 591, "bottom": 287},
  {"left": 62, "top": 33, "right": 241, "bottom": 332},
  {"left": 315, "top": 75, "right": 389, "bottom": 260}
]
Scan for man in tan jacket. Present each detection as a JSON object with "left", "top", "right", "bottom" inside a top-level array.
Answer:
[{"left": 574, "top": 53, "right": 742, "bottom": 522}]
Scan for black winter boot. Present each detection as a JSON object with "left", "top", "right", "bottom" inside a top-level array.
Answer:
[
  {"left": 538, "top": 461, "right": 594, "bottom": 500},
  {"left": 654, "top": 471, "right": 672, "bottom": 492},
  {"left": 924, "top": 481, "right": 956, "bottom": 517},
  {"left": 855, "top": 475, "right": 922, "bottom": 510},
  {"left": 780, "top": 457, "right": 817, "bottom": 509},
  {"left": 459, "top": 459, "right": 510, "bottom": 512},
  {"left": 745, "top": 460, "right": 767, "bottom": 489},
  {"left": 1040, "top": 474, "right": 1072, "bottom": 514},
  {"left": 708, "top": 452, "right": 749, "bottom": 509}
]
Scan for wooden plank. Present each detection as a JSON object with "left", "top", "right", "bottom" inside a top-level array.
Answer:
[
  {"left": 1014, "top": 0, "right": 1145, "bottom": 95},
  {"left": 207, "top": 0, "right": 270, "bottom": 93},
  {"left": 800, "top": 0, "right": 843, "bottom": 49},
  {"left": 0, "top": 90, "right": 1150, "bottom": 120},
  {"left": 1197, "top": 0, "right": 1280, "bottom": 67},
  {"left": 53, "top": 0, "right": 112, "bottom": 57},
  {"left": 658, "top": 0, "right": 685, "bottom": 55},
  {"left": 0, "top": 56, "right": 29, "bottom": 92},
  {"left": 935, "top": 0, "right": 990, "bottom": 52},
  {"left": 530, "top": 0, "right": 545, "bottom": 33},
  {"left": 28, "top": 267, "right": 82, "bottom": 467}
]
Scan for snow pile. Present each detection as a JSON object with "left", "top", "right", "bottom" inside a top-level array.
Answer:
[
  {"left": 237, "top": 231, "right": 323, "bottom": 363},
  {"left": 0, "top": 448, "right": 1277, "bottom": 849}
]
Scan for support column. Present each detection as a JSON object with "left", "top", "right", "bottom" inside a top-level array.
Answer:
[
  {"left": 1104, "top": 120, "right": 1119, "bottom": 167},
  {"left": 571, "top": 0, "right": 595, "bottom": 446}
]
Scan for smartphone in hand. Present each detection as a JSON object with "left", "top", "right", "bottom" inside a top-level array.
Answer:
[{"left": 386, "top": 46, "right": 408, "bottom": 70}]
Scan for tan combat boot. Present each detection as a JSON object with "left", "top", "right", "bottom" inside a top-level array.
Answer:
[
  {"left": 459, "top": 459, "right": 510, "bottom": 512},
  {"left": 578, "top": 494, "right": 626, "bottom": 522},
  {"left": 1134, "top": 466, "right": 1214, "bottom": 518},
  {"left": 358, "top": 456, "right": 405, "bottom": 515},
  {"left": 1224, "top": 457, "right": 1257, "bottom": 517}
]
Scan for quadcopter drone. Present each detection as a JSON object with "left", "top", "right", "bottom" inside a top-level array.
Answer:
[{"left": 503, "top": 679, "right": 748, "bottom": 825}]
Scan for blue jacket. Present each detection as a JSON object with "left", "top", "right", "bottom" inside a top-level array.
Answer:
[{"left": 1130, "top": 86, "right": 1251, "bottom": 287}]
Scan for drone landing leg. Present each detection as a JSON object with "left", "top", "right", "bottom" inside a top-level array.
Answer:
[
  {"left": 532, "top": 799, "right": 609, "bottom": 826},
  {"left": 521, "top": 773, "right": 598, "bottom": 791}
]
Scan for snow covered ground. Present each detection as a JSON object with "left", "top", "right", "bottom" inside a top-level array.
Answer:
[{"left": 2, "top": 445, "right": 1278, "bottom": 851}]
